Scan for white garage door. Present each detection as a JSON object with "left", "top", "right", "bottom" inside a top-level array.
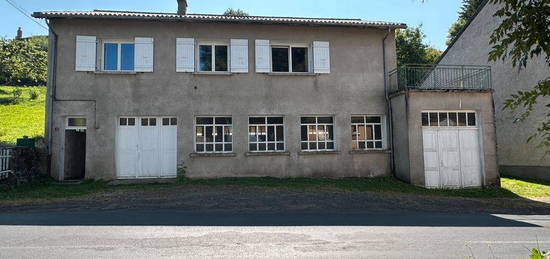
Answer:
[
  {"left": 422, "top": 111, "right": 482, "bottom": 188},
  {"left": 116, "top": 117, "right": 177, "bottom": 179}
]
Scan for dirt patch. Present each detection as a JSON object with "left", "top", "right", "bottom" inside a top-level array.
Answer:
[{"left": 1, "top": 185, "right": 549, "bottom": 214}]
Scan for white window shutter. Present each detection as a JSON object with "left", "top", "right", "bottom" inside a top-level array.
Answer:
[
  {"left": 313, "top": 41, "right": 330, "bottom": 74},
  {"left": 176, "top": 38, "right": 195, "bottom": 72},
  {"left": 255, "top": 40, "right": 270, "bottom": 73},
  {"left": 134, "top": 37, "right": 154, "bottom": 72},
  {"left": 230, "top": 39, "right": 248, "bottom": 73},
  {"left": 75, "top": 35, "right": 96, "bottom": 71}
]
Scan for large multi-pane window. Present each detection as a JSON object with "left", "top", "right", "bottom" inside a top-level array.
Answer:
[
  {"left": 249, "top": 116, "right": 285, "bottom": 152},
  {"left": 103, "top": 42, "right": 134, "bottom": 71},
  {"left": 421, "top": 111, "right": 476, "bottom": 127},
  {"left": 195, "top": 117, "right": 233, "bottom": 153},
  {"left": 351, "top": 115, "right": 383, "bottom": 150},
  {"left": 271, "top": 45, "right": 309, "bottom": 72},
  {"left": 198, "top": 44, "right": 228, "bottom": 72},
  {"left": 300, "top": 116, "right": 335, "bottom": 151}
]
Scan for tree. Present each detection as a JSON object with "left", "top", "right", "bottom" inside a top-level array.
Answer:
[
  {"left": 0, "top": 37, "right": 48, "bottom": 86},
  {"left": 396, "top": 26, "right": 442, "bottom": 66},
  {"left": 488, "top": 0, "right": 550, "bottom": 152},
  {"left": 446, "top": 0, "right": 485, "bottom": 46},
  {"left": 223, "top": 8, "right": 249, "bottom": 16}
]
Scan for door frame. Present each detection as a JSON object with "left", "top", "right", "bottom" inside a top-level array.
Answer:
[
  {"left": 60, "top": 116, "right": 87, "bottom": 181},
  {"left": 420, "top": 110, "right": 485, "bottom": 188}
]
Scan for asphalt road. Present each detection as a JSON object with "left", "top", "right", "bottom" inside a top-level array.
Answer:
[{"left": 0, "top": 210, "right": 549, "bottom": 258}]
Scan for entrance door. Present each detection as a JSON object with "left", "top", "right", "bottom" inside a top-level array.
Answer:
[
  {"left": 421, "top": 111, "right": 482, "bottom": 188},
  {"left": 63, "top": 117, "right": 87, "bottom": 180},
  {"left": 116, "top": 116, "right": 177, "bottom": 179}
]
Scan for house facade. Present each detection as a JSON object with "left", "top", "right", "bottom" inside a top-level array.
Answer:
[
  {"left": 34, "top": 1, "right": 500, "bottom": 188},
  {"left": 437, "top": 1, "right": 550, "bottom": 180}
]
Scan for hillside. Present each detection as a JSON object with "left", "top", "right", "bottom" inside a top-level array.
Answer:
[{"left": 0, "top": 86, "right": 46, "bottom": 144}]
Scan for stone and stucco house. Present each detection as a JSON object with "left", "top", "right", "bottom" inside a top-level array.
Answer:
[{"left": 33, "top": 0, "right": 500, "bottom": 188}]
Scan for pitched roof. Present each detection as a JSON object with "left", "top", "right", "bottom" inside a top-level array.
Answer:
[{"left": 32, "top": 10, "right": 406, "bottom": 29}]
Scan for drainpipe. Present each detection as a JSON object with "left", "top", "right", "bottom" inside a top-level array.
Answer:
[
  {"left": 45, "top": 20, "right": 57, "bottom": 158},
  {"left": 382, "top": 27, "right": 395, "bottom": 174}
]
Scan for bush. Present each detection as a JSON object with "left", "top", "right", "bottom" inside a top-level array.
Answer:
[
  {"left": 28, "top": 89, "right": 39, "bottom": 100},
  {"left": 9, "top": 88, "right": 22, "bottom": 104}
]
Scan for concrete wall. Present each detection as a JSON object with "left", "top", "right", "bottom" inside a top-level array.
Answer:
[
  {"left": 438, "top": 2, "right": 550, "bottom": 177},
  {"left": 390, "top": 90, "right": 499, "bottom": 187},
  {"left": 48, "top": 19, "right": 397, "bottom": 180}
]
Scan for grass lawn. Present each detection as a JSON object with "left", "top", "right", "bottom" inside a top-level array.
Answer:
[
  {"left": 0, "top": 86, "right": 46, "bottom": 144},
  {"left": 0, "top": 175, "right": 548, "bottom": 201}
]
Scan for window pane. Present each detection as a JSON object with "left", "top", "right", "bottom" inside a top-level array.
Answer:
[
  {"left": 267, "top": 126, "right": 275, "bottom": 141},
  {"left": 199, "top": 45, "right": 212, "bottom": 71},
  {"left": 367, "top": 142, "right": 374, "bottom": 149},
  {"left": 276, "top": 143, "right": 284, "bottom": 151},
  {"left": 276, "top": 126, "right": 284, "bottom": 141},
  {"left": 458, "top": 112, "right": 467, "bottom": 126},
  {"left": 258, "top": 126, "right": 266, "bottom": 141},
  {"left": 215, "top": 45, "right": 228, "bottom": 72},
  {"left": 196, "top": 126, "right": 204, "bottom": 142},
  {"left": 171, "top": 118, "right": 177, "bottom": 125},
  {"left": 318, "top": 142, "right": 325, "bottom": 150},
  {"left": 291, "top": 47, "right": 308, "bottom": 72},
  {"left": 449, "top": 112, "right": 457, "bottom": 126},
  {"left": 358, "top": 141, "right": 365, "bottom": 149},
  {"left": 318, "top": 117, "right": 333, "bottom": 123},
  {"left": 429, "top": 113, "right": 438, "bottom": 126},
  {"left": 301, "top": 126, "right": 308, "bottom": 141},
  {"left": 301, "top": 117, "right": 316, "bottom": 124},
  {"left": 249, "top": 117, "right": 265, "bottom": 124},
  {"left": 366, "top": 116, "right": 381, "bottom": 123},
  {"left": 205, "top": 126, "right": 213, "bottom": 142},
  {"left": 68, "top": 118, "right": 87, "bottom": 127},
  {"left": 318, "top": 125, "right": 326, "bottom": 141},
  {"left": 309, "top": 142, "right": 317, "bottom": 150},
  {"left": 357, "top": 125, "right": 366, "bottom": 140},
  {"left": 259, "top": 143, "right": 266, "bottom": 151},
  {"left": 196, "top": 144, "right": 204, "bottom": 152},
  {"left": 120, "top": 118, "right": 127, "bottom": 126},
  {"left": 301, "top": 142, "right": 308, "bottom": 150},
  {"left": 196, "top": 117, "right": 213, "bottom": 124},
  {"left": 439, "top": 113, "right": 448, "bottom": 126},
  {"left": 308, "top": 125, "right": 317, "bottom": 141},
  {"left": 128, "top": 118, "right": 135, "bottom": 126},
  {"left": 215, "top": 126, "right": 223, "bottom": 142},
  {"left": 351, "top": 125, "right": 358, "bottom": 140},
  {"left": 104, "top": 43, "right": 118, "bottom": 70},
  {"left": 467, "top": 112, "right": 476, "bottom": 126},
  {"left": 249, "top": 143, "right": 257, "bottom": 151},
  {"left": 267, "top": 117, "right": 283, "bottom": 124},
  {"left": 249, "top": 126, "right": 257, "bottom": 142},
  {"left": 422, "top": 113, "right": 429, "bottom": 126},
  {"left": 352, "top": 116, "right": 364, "bottom": 123},
  {"left": 224, "top": 127, "right": 232, "bottom": 142},
  {"left": 272, "top": 47, "right": 289, "bottom": 72},
  {"left": 268, "top": 143, "right": 275, "bottom": 151},
  {"left": 215, "top": 117, "right": 232, "bottom": 124},
  {"left": 327, "top": 125, "right": 334, "bottom": 140},
  {"left": 120, "top": 43, "right": 134, "bottom": 71},
  {"left": 149, "top": 118, "right": 156, "bottom": 126},
  {"left": 375, "top": 141, "right": 383, "bottom": 149},
  {"left": 215, "top": 144, "right": 223, "bottom": 152},
  {"left": 224, "top": 144, "right": 232, "bottom": 152},
  {"left": 163, "top": 118, "right": 170, "bottom": 126},
  {"left": 206, "top": 144, "right": 213, "bottom": 151},
  {"left": 327, "top": 142, "right": 334, "bottom": 150},
  {"left": 374, "top": 125, "right": 382, "bottom": 140},
  {"left": 141, "top": 118, "right": 148, "bottom": 126},
  {"left": 365, "top": 125, "right": 373, "bottom": 140}
]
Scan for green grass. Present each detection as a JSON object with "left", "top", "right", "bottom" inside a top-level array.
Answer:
[
  {"left": 0, "top": 86, "right": 46, "bottom": 144},
  {"left": 1, "top": 176, "right": 548, "bottom": 201}
]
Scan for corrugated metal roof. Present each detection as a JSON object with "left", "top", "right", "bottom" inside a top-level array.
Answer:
[{"left": 32, "top": 10, "right": 406, "bottom": 29}]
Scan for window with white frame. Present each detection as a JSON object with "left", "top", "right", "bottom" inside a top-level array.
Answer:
[
  {"left": 103, "top": 41, "right": 135, "bottom": 71},
  {"left": 271, "top": 45, "right": 309, "bottom": 72},
  {"left": 198, "top": 44, "right": 228, "bottom": 72},
  {"left": 195, "top": 117, "right": 233, "bottom": 153},
  {"left": 421, "top": 111, "right": 476, "bottom": 127},
  {"left": 300, "top": 116, "right": 334, "bottom": 151},
  {"left": 67, "top": 117, "right": 87, "bottom": 130},
  {"left": 249, "top": 116, "right": 285, "bottom": 152},
  {"left": 351, "top": 115, "right": 384, "bottom": 150}
]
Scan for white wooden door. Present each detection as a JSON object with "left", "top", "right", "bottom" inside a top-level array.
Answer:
[
  {"left": 116, "top": 116, "right": 177, "bottom": 179},
  {"left": 421, "top": 111, "right": 482, "bottom": 188}
]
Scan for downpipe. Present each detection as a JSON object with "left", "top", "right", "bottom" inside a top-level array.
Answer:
[{"left": 382, "top": 27, "right": 396, "bottom": 175}]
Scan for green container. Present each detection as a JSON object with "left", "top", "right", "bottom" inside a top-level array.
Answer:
[{"left": 16, "top": 136, "right": 35, "bottom": 148}]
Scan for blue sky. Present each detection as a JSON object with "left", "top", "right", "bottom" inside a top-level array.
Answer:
[{"left": 0, "top": 0, "right": 462, "bottom": 50}]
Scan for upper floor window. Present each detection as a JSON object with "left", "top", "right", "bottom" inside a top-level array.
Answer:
[
  {"left": 249, "top": 116, "right": 285, "bottom": 152},
  {"left": 199, "top": 44, "right": 228, "bottom": 72},
  {"left": 271, "top": 45, "right": 309, "bottom": 73},
  {"left": 351, "top": 115, "right": 384, "bottom": 150},
  {"left": 300, "top": 116, "right": 334, "bottom": 151},
  {"left": 103, "top": 42, "right": 135, "bottom": 71}
]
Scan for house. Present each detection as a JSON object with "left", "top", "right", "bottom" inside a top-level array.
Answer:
[
  {"left": 33, "top": 0, "right": 499, "bottom": 188},
  {"left": 437, "top": 1, "right": 550, "bottom": 180}
]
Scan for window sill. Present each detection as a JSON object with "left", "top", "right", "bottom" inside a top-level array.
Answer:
[
  {"left": 193, "top": 72, "right": 232, "bottom": 75},
  {"left": 298, "top": 150, "right": 340, "bottom": 155},
  {"left": 267, "top": 72, "right": 317, "bottom": 76},
  {"left": 189, "top": 152, "right": 237, "bottom": 158},
  {"left": 93, "top": 71, "right": 137, "bottom": 75},
  {"left": 349, "top": 149, "right": 391, "bottom": 154},
  {"left": 245, "top": 151, "right": 290, "bottom": 157}
]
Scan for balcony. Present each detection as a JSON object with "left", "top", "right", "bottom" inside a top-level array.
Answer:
[{"left": 388, "top": 64, "right": 492, "bottom": 94}]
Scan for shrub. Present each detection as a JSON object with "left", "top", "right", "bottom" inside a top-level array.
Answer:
[
  {"left": 28, "top": 89, "right": 39, "bottom": 100},
  {"left": 9, "top": 88, "right": 22, "bottom": 104}
]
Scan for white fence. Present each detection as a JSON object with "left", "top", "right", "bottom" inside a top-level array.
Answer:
[{"left": 0, "top": 148, "right": 12, "bottom": 180}]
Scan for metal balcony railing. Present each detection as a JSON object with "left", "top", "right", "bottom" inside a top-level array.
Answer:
[{"left": 388, "top": 64, "right": 492, "bottom": 94}]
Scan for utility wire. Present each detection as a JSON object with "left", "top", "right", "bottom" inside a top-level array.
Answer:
[{"left": 4, "top": 0, "right": 48, "bottom": 31}]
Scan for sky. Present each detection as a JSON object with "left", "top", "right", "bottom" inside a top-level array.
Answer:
[{"left": 0, "top": 0, "right": 462, "bottom": 51}]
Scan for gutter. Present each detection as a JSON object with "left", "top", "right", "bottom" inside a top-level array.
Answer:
[{"left": 382, "top": 27, "right": 395, "bottom": 174}]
